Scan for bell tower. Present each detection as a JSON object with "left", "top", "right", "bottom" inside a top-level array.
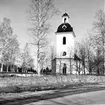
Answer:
[
  {"left": 52, "top": 12, "right": 88, "bottom": 75},
  {"left": 54, "top": 13, "right": 76, "bottom": 74},
  {"left": 56, "top": 13, "right": 75, "bottom": 59}
]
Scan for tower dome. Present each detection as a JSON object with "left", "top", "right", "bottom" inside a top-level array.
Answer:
[
  {"left": 56, "top": 12, "right": 73, "bottom": 33},
  {"left": 57, "top": 23, "right": 73, "bottom": 32}
]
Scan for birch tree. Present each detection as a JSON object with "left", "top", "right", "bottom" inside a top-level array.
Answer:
[
  {"left": 3, "top": 36, "right": 19, "bottom": 72},
  {"left": 0, "top": 18, "right": 20, "bottom": 72},
  {"left": 28, "top": 0, "right": 58, "bottom": 75},
  {"left": 21, "top": 43, "right": 34, "bottom": 72}
]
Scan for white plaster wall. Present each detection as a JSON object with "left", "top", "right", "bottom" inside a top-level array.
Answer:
[
  {"left": 56, "top": 59, "right": 89, "bottom": 75},
  {"left": 56, "top": 59, "right": 70, "bottom": 74},
  {"left": 56, "top": 59, "right": 76, "bottom": 74},
  {"left": 56, "top": 32, "right": 75, "bottom": 58}
]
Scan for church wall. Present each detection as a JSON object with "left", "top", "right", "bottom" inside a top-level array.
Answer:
[
  {"left": 56, "top": 59, "right": 89, "bottom": 74},
  {"left": 52, "top": 58, "right": 89, "bottom": 75},
  {"left": 56, "top": 58, "right": 76, "bottom": 74},
  {"left": 56, "top": 32, "right": 75, "bottom": 58}
]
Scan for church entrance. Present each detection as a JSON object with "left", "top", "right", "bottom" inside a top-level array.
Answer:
[{"left": 63, "top": 63, "right": 67, "bottom": 74}]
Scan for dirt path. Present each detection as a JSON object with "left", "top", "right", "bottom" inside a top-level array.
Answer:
[{"left": 1, "top": 83, "right": 105, "bottom": 105}]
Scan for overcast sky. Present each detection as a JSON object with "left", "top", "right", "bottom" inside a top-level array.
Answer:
[{"left": 0, "top": 0, "right": 104, "bottom": 52}]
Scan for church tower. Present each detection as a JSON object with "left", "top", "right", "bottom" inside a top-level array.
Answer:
[
  {"left": 52, "top": 13, "right": 88, "bottom": 75},
  {"left": 52, "top": 13, "right": 76, "bottom": 74},
  {"left": 56, "top": 13, "right": 75, "bottom": 59}
]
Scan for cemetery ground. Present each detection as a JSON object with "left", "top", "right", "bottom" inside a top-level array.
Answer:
[{"left": 0, "top": 74, "right": 105, "bottom": 104}]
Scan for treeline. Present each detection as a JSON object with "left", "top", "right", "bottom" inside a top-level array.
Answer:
[
  {"left": 0, "top": 18, "right": 35, "bottom": 73},
  {"left": 75, "top": 10, "right": 105, "bottom": 75}
]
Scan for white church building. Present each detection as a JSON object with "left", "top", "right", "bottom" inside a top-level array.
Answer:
[{"left": 52, "top": 13, "right": 87, "bottom": 74}]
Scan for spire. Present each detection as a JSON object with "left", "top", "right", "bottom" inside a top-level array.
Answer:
[
  {"left": 62, "top": 13, "right": 70, "bottom": 18},
  {"left": 62, "top": 12, "right": 69, "bottom": 23}
]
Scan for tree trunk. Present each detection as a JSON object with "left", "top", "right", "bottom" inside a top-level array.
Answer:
[
  {"left": 37, "top": 43, "right": 41, "bottom": 76},
  {"left": 102, "top": 32, "right": 104, "bottom": 75},
  {"left": 16, "top": 66, "right": 18, "bottom": 72},
  {"left": 0, "top": 63, "right": 3, "bottom": 72},
  {"left": 97, "top": 65, "right": 99, "bottom": 75},
  {"left": 89, "top": 62, "right": 92, "bottom": 75},
  {"left": 78, "top": 61, "right": 80, "bottom": 75},
  {"left": 37, "top": 62, "right": 40, "bottom": 76},
  {"left": 13, "top": 65, "right": 15, "bottom": 72},
  {"left": 76, "top": 60, "right": 78, "bottom": 75},
  {"left": 84, "top": 66, "right": 85, "bottom": 75},
  {"left": 69, "top": 58, "right": 72, "bottom": 75},
  {"left": 7, "top": 65, "right": 8, "bottom": 72},
  {"left": 83, "top": 61, "right": 86, "bottom": 75}
]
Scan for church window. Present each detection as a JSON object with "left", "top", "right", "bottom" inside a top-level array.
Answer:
[
  {"left": 64, "top": 18, "right": 66, "bottom": 23},
  {"left": 63, "top": 37, "right": 66, "bottom": 45},
  {"left": 62, "top": 51, "right": 67, "bottom": 56}
]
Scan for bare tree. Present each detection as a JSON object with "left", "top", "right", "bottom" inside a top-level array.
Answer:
[
  {"left": 86, "top": 10, "right": 105, "bottom": 75},
  {"left": 84, "top": 35, "right": 96, "bottom": 75},
  {"left": 4, "top": 36, "right": 19, "bottom": 72},
  {"left": 39, "top": 49, "right": 49, "bottom": 69},
  {"left": 21, "top": 43, "right": 34, "bottom": 72},
  {"left": 93, "top": 10, "right": 105, "bottom": 75},
  {"left": 73, "top": 45, "right": 82, "bottom": 75},
  {"left": 0, "top": 18, "right": 20, "bottom": 72},
  {"left": 28, "top": 0, "right": 58, "bottom": 75},
  {"left": 50, "top": 45, "right": 56, "bottom": 74},
  {"left": 72, "top": 10, "right": 105, "bottom": 75},
  {"left": 78, "top": 10, "right": 105, "bottom": 75},
  {"left": 77, "top": 42, "right": 87, "bottom": 74},
  {"left": 76, "top": 38, "right": 96, "bottom": 75}
]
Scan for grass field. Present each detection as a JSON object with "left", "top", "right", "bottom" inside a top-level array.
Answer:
[{"left": 0, "top": 74, "right": 105, "bottom": 93}]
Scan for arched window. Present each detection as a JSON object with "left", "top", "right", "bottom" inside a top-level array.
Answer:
[
  {"left": 64, "top": 18, "right": 66, "bottom": 23},
  {"left": 63, "top": 37, "right": 66, "bottom": 45}
]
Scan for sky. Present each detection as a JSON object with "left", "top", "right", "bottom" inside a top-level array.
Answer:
[{"left": 0, "top": 0, "right": 104, "bottom": 55}]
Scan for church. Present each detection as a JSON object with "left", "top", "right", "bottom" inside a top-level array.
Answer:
[{"left": 52, "top": 13, "right": 82, "bottom": 74}]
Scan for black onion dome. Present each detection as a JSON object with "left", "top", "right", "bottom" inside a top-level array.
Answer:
[{"left": 56, "top": 23, "right": 73, "bottom": 33}]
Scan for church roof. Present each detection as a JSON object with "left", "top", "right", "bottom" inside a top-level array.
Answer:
[
  {"left": 56, "top": 23, "right": 73, "bottom": 33},
  {"left": 62, "top": 13, "right": 70, "bottom": 18},
  {"left": 74, "top": 54, "right": 81, "bottom": 61}
]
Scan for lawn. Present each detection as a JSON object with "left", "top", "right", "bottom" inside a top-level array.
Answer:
[{"left": 0, "top": 74, "right": 105, "bottom": 93}]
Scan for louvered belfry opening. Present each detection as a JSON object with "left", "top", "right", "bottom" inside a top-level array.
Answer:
[{"left": 63, "top": 37, "right": 66, "bottom": 45}]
